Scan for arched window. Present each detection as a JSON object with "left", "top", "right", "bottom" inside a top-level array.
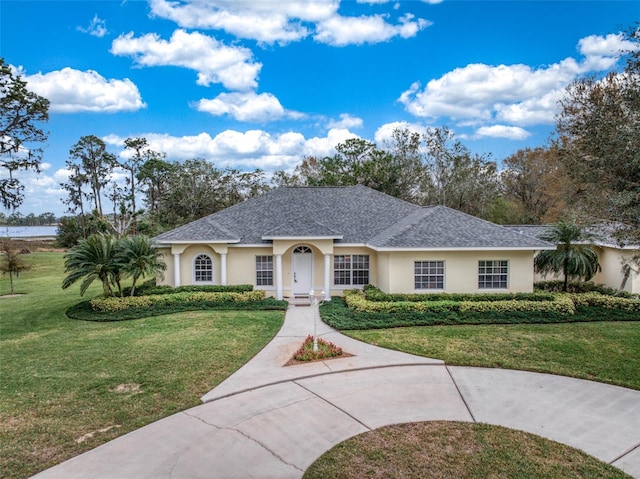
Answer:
[
  {"left": 194, "top": 254, "right": 213, "bottom": 282},
  {"left": 293, "top": 245, "right": 312, "bottom": 254}
]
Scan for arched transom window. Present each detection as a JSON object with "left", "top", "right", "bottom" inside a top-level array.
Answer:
[
  {"left": 194, "top": 254, "right": 213, "bottom": 282},
  {"left": 293, "top": 245, "right": 312, "bottom": 254}
]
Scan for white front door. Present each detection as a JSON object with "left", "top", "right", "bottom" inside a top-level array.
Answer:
[{"left": 292, "top": 247, "right": 313, "bottom": 296}]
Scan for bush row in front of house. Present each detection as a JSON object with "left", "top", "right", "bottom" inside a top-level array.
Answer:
[
  {"left": 347, "top": 289, "right": 577, "bottom": 315},
  {"left": 362, "top": 285, "right": 556, "bottom": 303},
  {"left": 320, "top": 295, "right": 640, "bottom": 330},
  {"left": 68, "top": 296, "right": 288, "bottom": 322},
  {"left": 90, "top": 290, "right": 268, "bottom": 312},
  {"left": 127, "top": 281, "right": 254, "bottom": 296},
  {"left": 535, "top": 280, "right": 637, "bottom": 298}
]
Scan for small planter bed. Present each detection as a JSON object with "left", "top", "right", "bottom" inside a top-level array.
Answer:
[{"left": 285, "top": 335, "right": 353, "bottom": 366}]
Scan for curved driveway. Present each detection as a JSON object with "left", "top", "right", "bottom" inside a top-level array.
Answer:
[{"left": 33, "top": 305, "right": 640, "bottom": 478}]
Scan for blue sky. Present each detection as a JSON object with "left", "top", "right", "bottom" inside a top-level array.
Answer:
[{"left": 1, "top": 0, "right": 638, "bottom": 216}]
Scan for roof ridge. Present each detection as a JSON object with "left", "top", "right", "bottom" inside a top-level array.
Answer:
[{"left": 368, "top": 207, "right": 437, "bottom": 246}]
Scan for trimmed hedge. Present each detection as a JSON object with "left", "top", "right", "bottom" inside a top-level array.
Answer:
[
  {"left": 128, "top": 283, "right": 254, "bottom": 296},
  {"left": 320, "top": 297, "right": 640, "bottom": 330},
  {"left": 571, "top": 292, "right": 640, "bottom": 312},
  {"left": 363, "top": 285, "right": 556, "bottom": 303},
  {"left": 347, "top": 290, "right": 576, "bottom": 315},
  {"left": 91, "top": 290, "right": 267, "bottom": 312},
  {"left": 68, "top": 297, "right": 288, "bottom": 322},
  {"left": 535, "top": 280, "right": 637, "bottom": 299}
]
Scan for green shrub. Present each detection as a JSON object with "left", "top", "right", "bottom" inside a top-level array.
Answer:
[
  {"left": 129, "top": 283, "right": 255, "bottom": 296},
  {"left": 320, "top": 297, "right": 639, "bottom": 331},
  {"left": 363, "top": 284, "right": 555, "bottom": 302},
  {"left": 346, "top": 289, "right": 575, "bottom": 315},
  {"left": 570, "top": 292, "right": 640, "bottom": 311},
  {"left": 90, "top": 290, "right": 266, "bottom": 312},
  {"left": 535, "top": 280, "right": 636, "bottom": 298}
]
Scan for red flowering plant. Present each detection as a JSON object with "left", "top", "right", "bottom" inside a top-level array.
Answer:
[{"left": 293, "top": 335, "right": 344, "bottom": 362}]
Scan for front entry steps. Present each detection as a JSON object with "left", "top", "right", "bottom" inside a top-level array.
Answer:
[{"left": 287, "top": 294, "right": 311, "bottom": 307}]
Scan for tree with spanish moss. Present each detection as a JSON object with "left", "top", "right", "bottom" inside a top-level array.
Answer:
[{"left": 0, "top": 58, "right": 49, "bottom": 209}]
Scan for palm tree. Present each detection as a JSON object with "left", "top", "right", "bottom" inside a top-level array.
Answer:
[
  {"left": 119, "top": 235, "right": 166, "bottom": 296},
  {"left": 534, "top": 220, "right": 601, "bottom": 292},
  {"left": 62, "top": 233, "right": 120, "bottom": 297}
]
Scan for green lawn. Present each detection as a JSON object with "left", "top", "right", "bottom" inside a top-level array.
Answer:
[
  {"left": 0, "top": 252, "right": 284, "bottom": 479},
  {"left": 304, "top": 422, "right": 632, "bottom": 479},
  {"left": 345, "top": 321, "right": 640, "bottom": 390}
]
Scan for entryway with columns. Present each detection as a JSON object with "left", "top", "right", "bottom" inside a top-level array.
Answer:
[{"left": 272, "top": 240, "right": 334, "bottom": 301}]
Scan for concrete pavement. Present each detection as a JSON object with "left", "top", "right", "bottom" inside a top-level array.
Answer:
[{"left": 32, "top": 303, "right": 640, "bottom": 478}]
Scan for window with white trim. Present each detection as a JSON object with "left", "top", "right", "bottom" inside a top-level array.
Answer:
[
  {"left": 194, "top": 254, "right": 213, "bottom": 282},
  {"left": 255, "top": 255, "right": 273, "bottom": 286},
  {"left": 334, "top": 254, "right": 369, "bottom": 286},
  {"left": 414, "top": 261, "right": 445, "bottom": 290},
  {"left": 478, "top": 260, "right": 508, "bottom": 289}
]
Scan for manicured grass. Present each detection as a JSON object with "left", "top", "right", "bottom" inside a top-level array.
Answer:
[
  {"left": 0, "top": 252, "right": 284, "bottom": 479},
  {"left": 304, "top": 421, "right": 631, "bottom": 479},
  {"left": 345, "top": 321, "right": 640, "bottom": 390}
]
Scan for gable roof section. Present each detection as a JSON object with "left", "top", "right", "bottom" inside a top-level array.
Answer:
[
  {"left": 370, "top": 206, "right": 553, "bottom": 249},
  {"left": 154, "top": 216, "right": 241, "bottom": 243},
  {"left": 153, "top": 185, "right": 553, "bottom": 250}
]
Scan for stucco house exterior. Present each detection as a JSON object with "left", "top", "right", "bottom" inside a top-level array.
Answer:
[
  {"left": 507, "top": 225, "right": 640, "bottom": 295},
  {"left": 153, "top": 185, "right": 553, "bottom": 299}
]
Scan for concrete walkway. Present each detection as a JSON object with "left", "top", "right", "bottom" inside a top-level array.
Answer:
[{"left": 33, "top": 304, "right": 640, "bottom": 478}]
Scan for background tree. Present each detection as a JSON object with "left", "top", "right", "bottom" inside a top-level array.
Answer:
[
  {"left": 555, "top": 26, "right": 639, "bottom": 247},
  {"left": 534, "top": 220, "right": 601, "bottom": 292},
  {"left": 67, "top": 135, "right": 117, "bottom": 216},
  {"left": 501, "top": 146, "right": 571, "bottom": 224},
  {"left": 421, "top": 127, "right": 500, "bottom": 218},
  {"left": 0, "top": 58, "right": 49, "bottom": 209},
  {"left": 0, "top": 238, "right": 32, "bottom": 294},
  {"left": 137, "top": 156, "right": 172, "bottom": 214}
]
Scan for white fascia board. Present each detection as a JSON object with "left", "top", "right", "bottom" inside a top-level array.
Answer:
[
  {"left": 261, "top": 235, "right": 344, "bottom": 240},
  {"left": 154, "top": 239, "right": 241, "bottom": 245},
  {"left": 369, "top": 245, "right": 556, "bottom": 252}
]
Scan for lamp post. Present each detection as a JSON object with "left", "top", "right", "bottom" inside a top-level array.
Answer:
[{"left": 309, "top": 289, "right": 326, "bottom": 352}]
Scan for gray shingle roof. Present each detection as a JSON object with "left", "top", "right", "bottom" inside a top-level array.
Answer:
[{"left": 154, "top": 185, "right": 553, "bottom": 250}]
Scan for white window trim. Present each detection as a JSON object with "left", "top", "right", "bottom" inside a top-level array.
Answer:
[
  {"left": 192, "top": 253, "right": 216, "bottom": 284},
  {"left": 414, "top": 260, "right": 446, "bottom": 291},
  {"left": 333, "top": 254, "right": 370, "bottom": 288},
  {"left": 255, "top": 255, "right": 275, "bottom": 290},
  {"left": 478, "top": 259, "right": 509, "bottom": 290}
]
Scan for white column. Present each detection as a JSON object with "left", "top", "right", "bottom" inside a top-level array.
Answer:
[
  {"left": 324, "top": 254, "right": 331, "bottom": 301},
  {"left": 220, "top": 253, "right": 227, "bottom": 285},
  {"left": 275, "top": 254, "right": 283, "bottom": 300},
  {"left": 173, "top": 253, "right": 181, "bottom": 287}
]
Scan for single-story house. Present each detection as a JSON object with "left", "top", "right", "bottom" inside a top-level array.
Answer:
[
  {"left": 506, "top": 225, "right": 640, "bottom": 295},
  {"left": 153, "top": 185, "right": 554, "bottom": 299}
]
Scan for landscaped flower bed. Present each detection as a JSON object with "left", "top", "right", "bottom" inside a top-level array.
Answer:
[{"left": 287, "top": 335, "right": 345, "bottom": 364}]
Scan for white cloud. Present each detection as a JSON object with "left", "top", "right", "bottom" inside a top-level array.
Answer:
[
  {"left": 398, "top": 33, "right": 627, "bottom": 127},
  {"left": 315, "top": 13, "right": 430, "bottom": 46},
  {"left": 196, "top": 91, "right": 303, "bottom": 122},
  {"left": 103, "top": 127, "right": 359, "bottom": 171},
  {"left": 475, "top": 125, "right": 531, "bottom": 140},
  {"left": 327, "top": 113, "right": 363, "bottom": 129},
  {"left": 23, "top": 67, "right": 145, "bottom": 113},
  {"left": 148, "top": 0, "right": 429, "bottom": 46},
  {"left": 373, "top": 120, "right": 425, "bottom": 144},
  {"left": 110, "top": 29, "right": 261, "bottom": 90},
  {"left": 578, "top": 33, "right": 637, "bottom": 58},
  {"left": 77, "top": 14, "right": 108, "bottom": 38}
]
